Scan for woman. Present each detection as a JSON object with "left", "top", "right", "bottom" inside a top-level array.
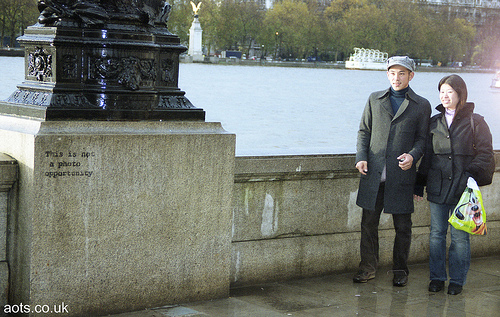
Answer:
[{"left": 415, "top": 74, "right": 494, "bottom": 295}]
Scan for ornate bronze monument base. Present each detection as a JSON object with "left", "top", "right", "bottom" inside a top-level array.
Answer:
[
  {"left": 0, "top": 3, "right": 235, "bottom": 316},
  {"left": 0, "top": 0, "right": 204, "bottom": 121}
]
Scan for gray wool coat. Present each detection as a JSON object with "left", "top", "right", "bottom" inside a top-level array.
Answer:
[{"left": 356, "top": 87, "right": 431, "bottom": 214}]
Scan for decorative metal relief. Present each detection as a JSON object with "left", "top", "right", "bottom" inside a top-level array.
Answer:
[
  {"left": 161, "top": 58, "right": 176, "bottom": 85},
  {"left": 158, "top": 96, "right": 195, "bottom": 109},
  {"left": 62, "top": 54, "right": 78, "bottom": 79},
  {"left": 28, "top": 47, "right": 53, "bottom": 81},
  {"left": 8, "top": 90, "right": 48, "bottom": 106},
  {"left": 89, "top": 56, "right": 156, "bottom": 90},
  {"left": 51, "top": 93, "right": 95, "bottom": 108},
  {"left": 7, "top": 90, "right": 94, "bottom": 108},
  {"left": 37, "top": 0, "right": 172, "bottom": 27}
]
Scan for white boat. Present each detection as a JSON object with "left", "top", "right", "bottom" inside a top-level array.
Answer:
[
  {"left": 345, "top": 48, "right": 388, "bottom": 70},
  {"left": 491, "top": 71, "right": 500, "bottom": 89}
]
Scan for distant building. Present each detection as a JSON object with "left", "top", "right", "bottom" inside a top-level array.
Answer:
[
  {"left": 260, "top": 0, "right": 500, "bottom": 25},
  {"left": 421, "top": 0, "right": 500, "bottom": 26},
  {"left": 252, "top": 0, "right": 272, "bottom": 9}
]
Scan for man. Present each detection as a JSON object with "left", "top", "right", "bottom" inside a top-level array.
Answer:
[{"left": 354, "top": 56, "right": 431, "bottom": 286}]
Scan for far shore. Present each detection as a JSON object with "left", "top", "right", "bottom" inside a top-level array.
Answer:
[
  {"left": 0, "top": 48, "right": 23, "bottom": 57},
  {"left": 2, "top": 49, "right": 494, "bottom": 73},
  {"left": 181, "top": 56, "right": 496, "bottom": 73}
]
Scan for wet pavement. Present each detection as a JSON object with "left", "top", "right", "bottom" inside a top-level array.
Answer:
[{"left": 107, "top": 255, "right": 500, "bottom": 317}]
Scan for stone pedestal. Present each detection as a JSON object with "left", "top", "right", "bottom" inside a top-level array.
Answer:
[
  {"left": 0, "top": 117, "right": 235, "bottom": 316},
  {"left": 188, "top": 17, "right": 204, "bottom": 62}
]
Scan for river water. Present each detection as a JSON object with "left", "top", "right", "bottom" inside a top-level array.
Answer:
[{"left": 1, "top": 56, "right": 499, "bottom": 156}]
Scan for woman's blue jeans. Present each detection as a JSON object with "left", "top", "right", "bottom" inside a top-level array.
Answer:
[{"left": 429, "top": 202, "right": 471, "bottom": 286}]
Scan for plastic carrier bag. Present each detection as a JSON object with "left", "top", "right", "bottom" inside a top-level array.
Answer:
[{"left": 449, "top": 177, "right": 487, "bottom": 235}]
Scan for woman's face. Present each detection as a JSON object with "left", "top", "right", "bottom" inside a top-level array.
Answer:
[{"left": 439, "top": 83, "right": 460, "bottom": 111}]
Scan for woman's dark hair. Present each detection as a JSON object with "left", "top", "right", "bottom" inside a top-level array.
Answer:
[{"left": 438, "top": 74, "right": 468, "bottom": 110}]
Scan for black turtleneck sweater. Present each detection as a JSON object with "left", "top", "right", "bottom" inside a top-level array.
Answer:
[{"left": 389, "top": 86, "right": 409, "bottom": 115}]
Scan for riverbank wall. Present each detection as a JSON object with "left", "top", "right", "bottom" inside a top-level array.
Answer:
[
  {"left": 0, "top": 151, "right": 498, "bottom": 313},
  {"left": 231, "top": 153, "right": 500, "bottom": 286}
]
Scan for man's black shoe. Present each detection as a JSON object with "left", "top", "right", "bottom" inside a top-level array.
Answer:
[
  {"left": 428, "top": 280, "right": 445, "bottom": 292},
  {"left": 393, "top": 274, "right": 408, "bottom": 287},
  {"left": 447, "top": 283, "right": 463, "bottom": 295},
  {"left": 353, "top": 270, "right": 375, "bottom": 283}
]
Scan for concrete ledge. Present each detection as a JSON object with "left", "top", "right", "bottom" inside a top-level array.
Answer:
[
  {"left": 234, "top": 154, "right": 357, "bottom": 182},
  {"left": 231, "top": 152, "right": 500, "bottom": 286}
]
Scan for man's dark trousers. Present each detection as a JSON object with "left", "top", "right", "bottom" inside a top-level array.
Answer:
[{"left": 359, "top": 182, "right": 412, "bottom": 275}]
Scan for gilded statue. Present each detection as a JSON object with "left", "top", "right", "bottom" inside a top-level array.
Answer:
[{"left": 190, "top": 1, "right": 202, "bottom": 16}]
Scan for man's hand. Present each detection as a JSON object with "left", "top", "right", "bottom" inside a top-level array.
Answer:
[
  {"left": 397, "top": 153, "right": 414, "bottom": 171},
  {"left": 356, "top": 161, "right": 368, "bottom": 175}
]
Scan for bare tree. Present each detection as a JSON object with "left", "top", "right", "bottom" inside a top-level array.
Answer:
[{"left": 0, "top": 0, "right": 38, "bottom": 47}]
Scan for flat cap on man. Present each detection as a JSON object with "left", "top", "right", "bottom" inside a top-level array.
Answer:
[{"left": 387, "top": 56, "right": 415, "bottom": 72}]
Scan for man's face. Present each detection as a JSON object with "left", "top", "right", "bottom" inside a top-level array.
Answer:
[{"left": 387, "top": 65, "right": 414, "bottom": 91}]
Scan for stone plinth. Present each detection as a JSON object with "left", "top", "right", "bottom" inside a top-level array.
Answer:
[{"left": 0, "top": 116, "right": 235, "bottom": 316}]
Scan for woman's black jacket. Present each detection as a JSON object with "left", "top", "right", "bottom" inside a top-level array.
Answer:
[{"left": 416, "top": 102, "right": 495, "bottom": 205}]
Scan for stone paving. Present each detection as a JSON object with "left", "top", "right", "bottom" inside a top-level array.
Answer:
[{"left": 105, "top": 256, "right": 500, "bottom": 316}]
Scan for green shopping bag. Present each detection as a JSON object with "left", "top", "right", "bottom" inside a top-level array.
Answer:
[{"left": 449, "top": 177, "right": 487, "bottom": 235}]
